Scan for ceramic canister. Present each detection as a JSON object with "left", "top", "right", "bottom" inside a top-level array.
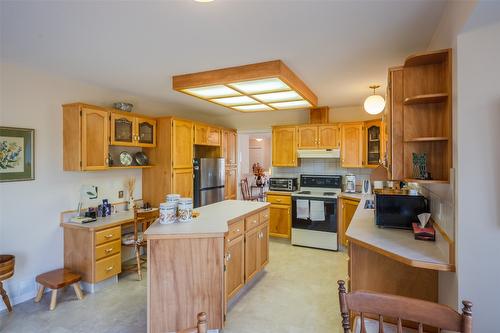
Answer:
[
  {"left": 177, "top": 197, "right": 193, "bottom": 223},
  {"left": 159, "top": 202, "right": 177, "bottom": 224},
  {"left": 166, "top": 193, "right": 181, "bottom": 204}
]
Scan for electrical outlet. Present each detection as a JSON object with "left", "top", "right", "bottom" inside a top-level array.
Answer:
[{"left": 118, "top": 190, "right": 124, "bottom": 199}]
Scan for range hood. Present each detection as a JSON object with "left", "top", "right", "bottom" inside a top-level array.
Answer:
[{"left": 297, "top": 149, "right": 340, "bottom": 159}]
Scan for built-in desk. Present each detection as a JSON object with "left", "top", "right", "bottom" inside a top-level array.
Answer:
[
  {"left": 345, "top": 195, "right": 454, "bottom": 303},
  {"left": 60, "top": 208, "right": 158, "bottom": 291}
]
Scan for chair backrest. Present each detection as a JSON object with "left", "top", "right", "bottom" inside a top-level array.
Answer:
[
  {"left": 240, "top": 178, "right": 251, "bottom": 200},
  {"left": 177, "top": 312, "right": 208, "bottom": 333},
  {"left": 133, "top": 208, "right": 160, "bottom": 241},
  {"left": 337, "top": 280, "right": 472, "bottom": 333}
]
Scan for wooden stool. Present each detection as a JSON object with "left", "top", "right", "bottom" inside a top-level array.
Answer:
[
  {"left": 35, "top": 268, "right": 83, "bottom": 310},
  {"left": 0, "top": 255, "right": 15, "bottom": 312}
]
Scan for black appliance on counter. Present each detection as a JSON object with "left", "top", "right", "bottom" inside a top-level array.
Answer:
[
  {"left": 269, "top": 177, "right": 298, "bottom": 192},
  {"left": 375, "top": 193, "right": 429, "bottom": 229}
]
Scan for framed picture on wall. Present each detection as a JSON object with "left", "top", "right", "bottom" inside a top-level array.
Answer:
[{"left": 0, "top": 127, "right": 35, "bottom": 182}]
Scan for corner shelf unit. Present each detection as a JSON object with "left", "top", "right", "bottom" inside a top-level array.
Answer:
[{"left": 402, "top": 49, "right": 452, "bottom": 183}]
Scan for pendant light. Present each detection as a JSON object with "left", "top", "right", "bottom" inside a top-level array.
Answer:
[{"left": 364, "top": 85, "right": 385, "bottom": 115}]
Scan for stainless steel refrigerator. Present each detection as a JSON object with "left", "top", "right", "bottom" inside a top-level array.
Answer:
[{"left": 193, "top": 158, "right": 225, "bottom": 208}]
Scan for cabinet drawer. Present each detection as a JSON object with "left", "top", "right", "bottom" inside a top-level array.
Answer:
[
  {"left": 95, "top": 239, "right": 121, "bottom": 261},
  {"left": 95, "top": 253, "right": 121, "bottom": 282},
  {"left": 245, "top": 213, "right": 260, "bottom": 231},
  {"left": 227, "top": 219, "right": 244, "bottom": 241},
  {"left": 95, "top": 226, "right": 121, "bottom": 245},
  {"left": 266, "top": 195, "right": 291, "bottom": 205},
  {"left": 259, "top": 208, "right": 270, "bottom": 223}
]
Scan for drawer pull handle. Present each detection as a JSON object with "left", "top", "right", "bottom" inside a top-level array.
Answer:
[
  {"left": 104, "top": 234, "right": 113, "bottom": 239},
  {"left": 235, "top": 228, "right": 240, "bottom": 232},
  {"left": 106, "top": 266, "right": 114, "bottom": 272},
  {"left": 226, "top": 253, "right": 231, "bottom": 262},
  {"left": 253, "top": 220, "right": 257, "bottom": 224},
  {"left": 276, "top": 199, "right": 282, "bottom": 202},
  {"left": 105, "top": 248, "right": 113, "bottom": 253}
]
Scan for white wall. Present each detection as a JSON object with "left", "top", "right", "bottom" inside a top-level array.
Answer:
[
  {"left": 0, "top": 62, "right": 211, "bottom": 310},
  {"left": 456, "top": 19, "right": 500, "bottom": 332}
]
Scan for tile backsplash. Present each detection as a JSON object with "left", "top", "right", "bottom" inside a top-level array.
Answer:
[{"left": 272, "top": 158, "right": 373, "bottom": 191}]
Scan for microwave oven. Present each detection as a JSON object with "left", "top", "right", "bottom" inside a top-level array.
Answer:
[
  {"left": 269, "top": 177, "right": 298, "bottom": 192},
  {"left": 375, "top": 193, "right": 429, "bottom": 229}
]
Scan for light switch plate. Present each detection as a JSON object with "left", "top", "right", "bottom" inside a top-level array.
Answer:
[{"left": 118, "top": 190, "right": 124, "bottom": 199}]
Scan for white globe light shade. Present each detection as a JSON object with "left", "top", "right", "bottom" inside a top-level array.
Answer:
[{"left": 364, "top": 94, "right": 386, "bottom": 115}]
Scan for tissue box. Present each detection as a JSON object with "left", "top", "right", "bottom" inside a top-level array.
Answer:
[{"left": 412, "top": 223, "right": 435, "bottom": 241}]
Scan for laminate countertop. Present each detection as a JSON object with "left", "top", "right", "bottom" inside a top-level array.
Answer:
[
  {"left": 345, "top": 195, "right": 454, "bottom": 272},
  {"left": 145, "top": 200, "right": 270, "bottom": 239},
  {"left": 60, "top": 210, "right": 135, "bottom": 231}
]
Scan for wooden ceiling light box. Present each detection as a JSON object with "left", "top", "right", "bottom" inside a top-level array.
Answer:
[{"left": 172, "top": 60, "right": 318, "bottom": 112}]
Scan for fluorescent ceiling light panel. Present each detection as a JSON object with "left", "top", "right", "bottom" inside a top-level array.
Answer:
[
  {"left": 211, "top": 96, "right": 258, "bottom": 106},
  {"left": 270, "top": 100, "right": 312, "bottom": 109},
  {"left": 228, "top": 78, "right": 290, "bottom": 94},
  {"left": 232, "top": 104, "right": 273, "bottom": 112},
  {"left": 183, "top": 85, "right": 240, "bottom": 98},
  {"left": 252, "top": 90, "right": 302, "bottom": 103}
]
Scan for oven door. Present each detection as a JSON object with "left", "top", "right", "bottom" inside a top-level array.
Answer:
[{"left": 291, "top": 196, "right": 337, "bottom": 233}]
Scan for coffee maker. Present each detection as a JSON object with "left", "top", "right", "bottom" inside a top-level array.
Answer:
[{"left": 345, "top": 174, "right": 356, "bottom": 193}]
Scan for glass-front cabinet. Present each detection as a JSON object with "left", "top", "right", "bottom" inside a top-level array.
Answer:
[
  {"left": 110, "top": 112, "right": 156, "bottom": 147},
  {"left": 364, "top": 119, "right": 383, "bottom": 167}
]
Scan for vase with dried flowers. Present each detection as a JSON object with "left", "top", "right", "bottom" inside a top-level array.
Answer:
[
  {"left": 127, "top": 177, "right": 136, "bottom": 211},
  {"left": 252, "top": 162, "right": 265, "bottom": 186}
]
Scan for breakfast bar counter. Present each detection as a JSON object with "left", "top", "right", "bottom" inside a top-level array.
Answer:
[{"left": 145, "top": 200, "right": 270, "bottom": 333}]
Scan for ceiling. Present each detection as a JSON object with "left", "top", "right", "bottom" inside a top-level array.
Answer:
[{"left": 0, "top": 0, "right": 447, "bottom": 117}]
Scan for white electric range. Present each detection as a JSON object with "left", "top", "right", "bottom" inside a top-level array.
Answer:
[{"left": 291, "top": 174, "right": 342, "bottom": 251}]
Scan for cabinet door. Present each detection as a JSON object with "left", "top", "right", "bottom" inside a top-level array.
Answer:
[
  {"left": 229, "top": 168, "right": 237, "bottom": 199},
  {"left": 223, "top": 130, "right": 237, "bottom": 166},
  {"left": 268, "top": 204, "right": 290, "bottom": 238},
  {"left": 341, "top": 123, "right": 364, "bottom": 168},
  {"left": 137, "top": 117, "right": 156, "bottom": 147},
  {"left": 207, "top": 127, "right": 221, "bottom": 146},
  {"left": 364, "top": 119, "right": 382, "bottom": 167},
  {"left": 318, "top": 125, "right": 339, "bottom": 149},
  {"left": 194, "top": 124, "right": 209, "bottom": 145},
  {"left": 245, "top": 227, "right": 260, "bottom": 282},
  {"left": 297, "top": 125, "right": 318, "bottom": 149},
  {"left": 225, "top": 235, "right": 245, "bottom": 300},
  {"left": 81, "top": 108, "right": 109, "bottom": 170},
  {"left": 172, "top": 168, "right": 193, "bottom": 198},
  {"left": 258, "top": 222, "right": 269, "bottom": 268},
  {"left": 272, "top": 126, "right": 297, "bottom": 167},
  {"left": 110, "top": 113, "right": 135, "bottom": 146},
  {"left": 172, "top": 119, "right": 193, "bottom": 169},
  {"left": 340, "top": 199, "right": 359, "bottom": 246}
]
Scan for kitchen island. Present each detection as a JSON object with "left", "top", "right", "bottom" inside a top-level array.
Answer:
[
  {"left": 345, "top": 195, "right": 454, "bottom": 303},
  {"left": 145, "top": 200, "right": 270, "bottom": 333}
]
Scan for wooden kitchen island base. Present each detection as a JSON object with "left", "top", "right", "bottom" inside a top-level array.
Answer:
[{"left": 145, "top": 200, "right": 270, "bottom": 333}]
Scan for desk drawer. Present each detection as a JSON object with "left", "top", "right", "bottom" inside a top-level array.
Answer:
[
  {"left": 95, "top": 226, "right": 121, "bottom": 245},
  {"left": 245, "top": 213, "right": 260, "bottom": 231},
  {"left": 266, "top": 194, "right": 291, "bottom": 205},
  {"left": 227, "top": 219, "right": 244, "bottom": 241},
  {"left": 259, "top": 208, "right": 270, "bottom": 223},
  {"left": 95, "top": 239, "right": 121, "bottom": 261},
  {"left": 95, "top": 253, "right": 121, "bottom": 282}
]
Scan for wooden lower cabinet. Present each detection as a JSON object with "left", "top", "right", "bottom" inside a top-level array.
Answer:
[
  {"left": 266, "top": 193, "right": 291, "bottom": 239},
  {"left": 258, "top": 223, "right": 269, "bottom": 267},
  {"left": 225, "top": 234, "right": 245, "bottom": 300},
  {"left": 244, "top": 226, "right": 260, "bottom": 282},
  {"left": 339, "top": 197, "right": 360, "bottom": 247},
  {"left": 225, "top": 167, "right": 237, "bottom": 200}
]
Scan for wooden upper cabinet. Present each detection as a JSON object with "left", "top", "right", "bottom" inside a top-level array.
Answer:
[
  {"left": 225, "top": 167, "right": 237, "bottom": 200},
  {"left": 172, "top": 168, "right": 193, "bottom": 198},
  {"left": 63, "top": 103, "right": 109, "bottom": 171},
  {"left": 364, "top": 119, "right": 383, "bottom": 167},
  {"left": 272, "top": 126, "right": 297, "bottom": 167},
  {"left": 82, "top": 108, "right": 109, "bottom": 170},
  {"left": 318, "top": 124, "right": 339, "bottom": 149},
  {"left": 225, "top": 130, "right": 237, "bottom": 166},
  {"left": 172, "top": 119, "right": 194, "bottom": 169},
  {"left": 195, "top": 123, "right": 220, "bottom": 146},
  {"left": 341, "top": 123, "right": 364, "bottom": 168},
  {"left": 297, "top": 125, "right": 318, "bottom": 149},
  {"left": 110, "top": 112, "right": 156, "bottom": 148}
]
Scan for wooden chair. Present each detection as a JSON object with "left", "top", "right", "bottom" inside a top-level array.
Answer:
[
  {"left": 240, "top": 178, "right": 260, "bottom": 201},
  {"left": 337, "top": 280, "right": 472, "bottom": 333},
  {"left": 0, "top": 255, "right": 15, "bottom": 312},
  {"left": 177, "top": 312, "right": 208, "bottom": 333},
  {"left": 122, "top": 208, "right": 159, "bottom": 280}
]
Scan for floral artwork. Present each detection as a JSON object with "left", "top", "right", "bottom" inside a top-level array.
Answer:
[
  {"left": 0, "top": 137, "right": 24, "bottom": 172},
  {"left": 0, "top": 127, "right": 35, "bottom": 182}
]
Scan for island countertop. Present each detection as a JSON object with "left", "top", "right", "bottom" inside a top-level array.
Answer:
[
  {"left": 346, "top": 195, "right": 455, "bottom": 272},
  {"left": 145, "top": 200, "right": 270, "bottom": 239}
]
